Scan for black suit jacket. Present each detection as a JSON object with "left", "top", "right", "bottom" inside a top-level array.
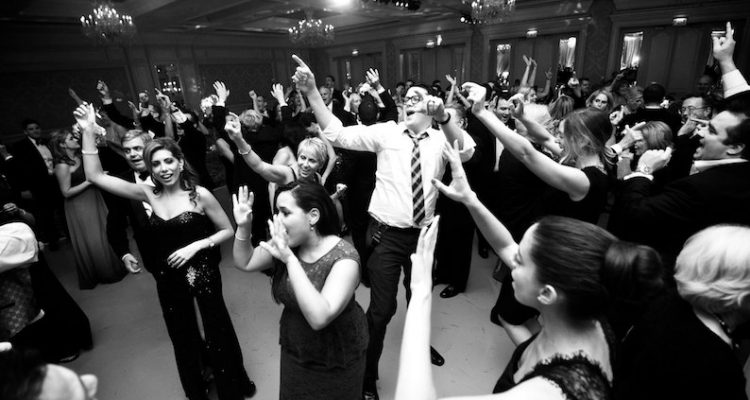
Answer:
[
  {"left": 104, "top": 170, "right": 158, "bottom": 272},
  {"left": 610, "top": 161, "right": 750, "bottom": 266}
]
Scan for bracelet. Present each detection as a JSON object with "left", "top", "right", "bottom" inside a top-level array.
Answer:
[
  {"left": 437, "top": 112, "right": 452, "bottom": 125},
  {"left": 234, "top": 233, "right": 251, "bottom": 241},
  {"left": 81, "top": 149, "right": 99, "bottom": 155},
  {"left": 238, "top": 147, "right": 251, "bottom": 156},
  {"left": 207, "top": 238, "right": 215, "bottom": 249}
]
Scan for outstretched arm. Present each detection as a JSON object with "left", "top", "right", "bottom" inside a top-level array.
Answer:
[
  {"left": 76, "top": 103, "right": 149, "bottom": 202},
  {"left": 713, "top": 22, "right": 749, "bottom": 97},
  {"left": 464, "top": 83, "right": 591, "bottom": 201},
  {"left": 224, "top": 114, "right": 295, "bottom": 185},
  {"left": 292, "top": 55, "right": 336, "bottom": 130}
]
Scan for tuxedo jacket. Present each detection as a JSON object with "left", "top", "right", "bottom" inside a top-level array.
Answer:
[
  {"left": 6, "top": 138, "right": 56, "bottom": 197},
  {"left": 610, "top": 161, "right": 750, "bottom": 266}
]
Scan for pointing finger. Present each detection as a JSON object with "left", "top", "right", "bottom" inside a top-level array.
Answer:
[{"left": 292, "top": 54, "right": 310, "bottom": 70}]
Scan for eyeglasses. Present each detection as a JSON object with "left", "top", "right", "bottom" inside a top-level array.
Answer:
[
  {"left": 680, "top": 106, "right": 706, "bottom": 114},
  {"left": 593, "top": 99, "right": 609, "bottom": 104},
  {"left": 403, "top": 95, "right": 424, "bottom": 105}
]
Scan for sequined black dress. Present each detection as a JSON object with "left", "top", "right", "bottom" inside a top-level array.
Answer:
[
  {"left": 149, "top": 211, "right": 252, "bottom": 400},
  {"left": 273, "top": 239, "right": 368, "bottom": 400}
]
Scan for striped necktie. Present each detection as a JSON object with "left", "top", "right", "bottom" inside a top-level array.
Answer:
[{"left": 406, "top": 130, "right": 429, "bottom": 227}]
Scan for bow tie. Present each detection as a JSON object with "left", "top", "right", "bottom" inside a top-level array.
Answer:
[{"left": 138, "top": 172, "right": 150, "bottom": 181}]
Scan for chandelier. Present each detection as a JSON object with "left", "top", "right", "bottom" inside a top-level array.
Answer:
[
  {"left": 471, "top": 0, "right": 516, "bottom": 23},
  {"left": 288, "top": 10, "right": 334, "bottom": 46},
  {"left": 80, "top": 2, "right": 136, "bottom": 44}
]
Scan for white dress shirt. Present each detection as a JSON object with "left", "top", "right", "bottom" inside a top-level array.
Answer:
[{"left": 323, "top": 119, "right": 476, "bottom": 228}]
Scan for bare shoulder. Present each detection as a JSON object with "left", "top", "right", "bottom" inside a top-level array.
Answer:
[{"left": 195, "top": 185, "right": 217, "bottom": 203}]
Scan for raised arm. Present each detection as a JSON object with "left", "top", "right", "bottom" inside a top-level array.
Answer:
[
  {"left": 713, "top": 22, "right": 749, "bottom": 97},
  {"left": 464, "top": 83, "right": 592, "bottom": 201},
  {"left": 538, "top": 68, "right": 553, "bottom": 99},
  {"left": 224, "top": 114, "right": 294, "bottom": 185},
  {"left": 98, "top": 80, "right": 137, "bottom": 130},
  {"left": 75, "top": 103, "right": 149, "bottom": 202},
  {"left": 292, "top": 55, "right": 335, "bottom": 130},
  {"left": 260, "top": 216, "right": 360, "bottom": 330},
  {"left": 231, "top": 186, "right": 275, "bottom": 272},
  {"left": 510, "top": 96, "right": 562, "bottom": 156},
  {"left": 520, "top": 55, "right": 533, "bottom": 87}
]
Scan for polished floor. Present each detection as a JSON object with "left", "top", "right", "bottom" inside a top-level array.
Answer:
[{"left": 51, "top": 205, "right": 513, "bottom": 399}]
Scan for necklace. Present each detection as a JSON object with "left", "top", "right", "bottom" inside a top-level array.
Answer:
[{"left": 713, "top": 313, "right": 740, "bottom": 350}]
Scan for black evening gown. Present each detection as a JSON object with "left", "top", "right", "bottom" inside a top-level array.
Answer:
[{"left": 148, "top": 211, "right": 252, "bottom": 400}]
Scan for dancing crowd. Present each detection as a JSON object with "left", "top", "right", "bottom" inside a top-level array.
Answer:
[{"left": 1, "top": 22, "right": 749, "bottom": 400}]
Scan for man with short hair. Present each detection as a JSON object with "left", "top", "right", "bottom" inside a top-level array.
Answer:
[
  {"left": 622, "top": 83, "right": 682, "bottom": 135},
  {"left": 292, "top": 55, "right": 475, "bottom": 400},
  {"left": 324, "top": 74, "right": 345, "bottom": 104},
  {"left": 679, "top": 93, "right": 713, "bottom": 123}
]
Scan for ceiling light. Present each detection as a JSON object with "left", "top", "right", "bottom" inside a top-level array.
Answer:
[
  {"left": 426, "top": 39, "right": 435, "bottom": 48},
  {"left": 288, "top": 9, "right": 335, "bottom": 46},
  {"left": 526, "top": 28, "right": 538, "bottom": 38},
  {"left": 80, "top": 1, "right": 136, "bottom": 44},
  {"left": 352, "top": 49, "right": 359, "bottom": 56},
  {"left": 471, "top": 0, "right": 516, "bottom": 24},
  {"left": 673, "top": 17, "right": 687, "bottom": 26}
]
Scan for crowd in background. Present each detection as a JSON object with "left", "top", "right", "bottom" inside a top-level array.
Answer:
[{"left": 1, "top": 22, "right": 749, "bottom": 400}]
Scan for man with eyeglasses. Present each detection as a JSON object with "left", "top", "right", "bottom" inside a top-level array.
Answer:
[
  {"left": 290, "top": 55, "right": 475, "bottom": 400},
  {"left": 679, "top": 93, "right": 713, "bottom": 123}
]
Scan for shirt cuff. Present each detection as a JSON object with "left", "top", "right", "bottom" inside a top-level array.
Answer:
[
  {"left": 722, "top": 69, "right": 750, "bottom": 98},
  {"left": 623, "top": 172, "right": 654, "bottom": 181}
]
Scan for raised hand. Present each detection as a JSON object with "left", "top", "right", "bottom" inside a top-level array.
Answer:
[
  {"left": 68, "top": 88, "right": 84, "bottom": 105},
  {"left": 523, "top": 54, "right": 531, "bottom": 66},
  {"left": 712, "top": 21, "right": 735, "bottom": 64},
  {"left": 409, "top": 215, "right": 440, "bottom": 293},
  {"left": 432, "top": 140, "right": 476, "bottom": 204},
  {"left": 508, "top": 94, "right": 525, "bottom": 120},
  {"left": 249, "top": 90, "right": 257, "bottom": 100},
  {"left": 445, "top": 74, "right": 456, "bottom": 86},
  {"left": 259, "top": 215, "right": 295, "bottom": 264},
  {"left": 96, "top": 80, "right": 111, "bottom": 99},
  {"left": 270, "top": 83, "right": 286, "bottom": 104},
  {"left": 213, "top": 81, "right": 230, "bottom": 103},
  {"left": 618, "top": 122, "right": 647, "bottom": 148},
  {"left": 224, "top": 112, "right": 243, "bottom": 141},
  {"left": 73, "top": 103, "right": 97, "bottom": 131},
  {"left": 232, "top": 185, "right": 255, "bottom": 228},
  {"left": 610, "top": 108, "right": 625, "bottom": 126},
  {"left": 545, "top": 67, "right": 553, "bottom": 81},
  {"left": 418, "top": 95, "right": 448, "bottom": 123},
  {"left": 461, "top": 82, "right": 487, "bottom": 114},
  {"left": 291, "top": 54, "right": 317, "bottom": 95},
  {"left": 365, "top": 68, "right": 382, "bottom": 90},
  {"left": 155, "top": 89, "right": 171, "bottom": 109},
  {"left": 637, "top": 147, "right": 673, "bottom": 174}
]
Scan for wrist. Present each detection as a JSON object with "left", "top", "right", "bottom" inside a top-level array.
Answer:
[
  {"left": 436, "top": 112, "right": 451, "bottom": 125},
  {"left": 635, "top": 164, "right": 653, "bottom": 175}
]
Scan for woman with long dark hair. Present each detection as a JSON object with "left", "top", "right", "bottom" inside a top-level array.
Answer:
[
  {"left": 232, "top": 182, "right": 367, "bottom": 400},
  {"left": 75, "top": 103, "right": 255, "bottom": 400}
]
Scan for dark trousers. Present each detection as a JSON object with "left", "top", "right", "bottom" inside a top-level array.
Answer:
[
  {"left": 434, "top": 198, "right": 475, "bottom": 292},
  {"left": 155, "top": 274, "right": 251, "bottom": 400},
  {"left": 363, "top": 219, "right": 420, "bottom": 386}
]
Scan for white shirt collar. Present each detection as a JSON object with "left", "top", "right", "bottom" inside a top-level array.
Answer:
[{"left": 691, "top": 158, "right": 747, "bottom": 175}]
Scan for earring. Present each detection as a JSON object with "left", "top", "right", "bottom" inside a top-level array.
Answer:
[{"left": 309, "top": 224, "right": 315, "bottom": 231}]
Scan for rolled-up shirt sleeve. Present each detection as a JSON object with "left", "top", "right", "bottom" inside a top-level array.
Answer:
[
  {"left": 322, "top": 117, "right": 387, "bottom": 152},
  {"left": 0, "top": 222, "right": 38, "bottom": 272}
]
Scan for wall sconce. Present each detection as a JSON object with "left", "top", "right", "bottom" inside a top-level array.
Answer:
[
  {"left": 352, "top": 49, "right": 359, "bottom": 56},
  {"left": 673, "top": 17, "right": 687, "bottom": 26},
  {"left": 426, "top": 39, "right": 436, "bottom": 48},
  {"left": 526, "top": 29, "right": 538, "bottom": 38}
]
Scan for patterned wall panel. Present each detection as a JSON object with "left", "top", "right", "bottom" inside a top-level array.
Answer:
[
  {"left": 198, "top": 63, "right": 275, "bottom": 113},
  {"left": 0, "top": 67, "right": 130, "bottom": 141},
  {"left": 582, "top": 0, "right": 615, "bottom": 84}
]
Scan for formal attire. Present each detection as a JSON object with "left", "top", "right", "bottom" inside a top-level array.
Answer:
[
  {"left": 610, "top": 161, "right": 750, "bottom": 268},
  {"left": 6, "top": 137, "right": 63, "bottom": 243},
  {"left": 274, "top": 239, "right": 368, "bottom": 400},
  {"left": 63, "top": 163, "right": 126, "bottom": 289},
  {"left": 321, "top": 117, "right": 475, "bottom": 387},
  {"left": 148, "top": 211, "right": 252, "bottom": 400},
  {"left": 621, "top": 107, "right": 683, "bottom": 138},
  {"left": 493, "top": 327, "right": 613, "bottom": 400},
  {"left": 614, "top": 292, "right": 747, "bottom": 400}
]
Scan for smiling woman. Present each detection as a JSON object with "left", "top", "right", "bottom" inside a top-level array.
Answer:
[{"left": 75, "top": 103, "right": 256, "bottom": 400}]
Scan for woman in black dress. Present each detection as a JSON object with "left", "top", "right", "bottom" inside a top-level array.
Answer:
[
  {"left": 232, "top": 183, "right": 367, "bottom": 400},
  {"left": 76, "top": 103, "right": 254, "bottom": 400},
  {"left": 394, "top": 144, "right": 656, "bottom": 400}
]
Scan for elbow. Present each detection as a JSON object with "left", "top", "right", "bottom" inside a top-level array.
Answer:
[{"left": 307, "top": 315, "right": 333, "bottom": 331}]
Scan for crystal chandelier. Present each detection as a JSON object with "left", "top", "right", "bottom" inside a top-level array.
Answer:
[
  {"left": 288, "top": 10, "right": 334, "bottom": 46},
  {"left": 80, "top": 2, "right": 136, "bottom": 44},
  {"left": 471, "top": 0, "right": 516, "bottom": 23}
]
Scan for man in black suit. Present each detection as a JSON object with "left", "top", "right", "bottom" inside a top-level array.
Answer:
[
  {"left": 324, "top": 74, "right": 345, "bottom": 105},
  {"left": 5, "top": 119, "right": 63, "bottom": 246},
  {"left": 610, "top": 109, "right": 750, "bottom": 267}
]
